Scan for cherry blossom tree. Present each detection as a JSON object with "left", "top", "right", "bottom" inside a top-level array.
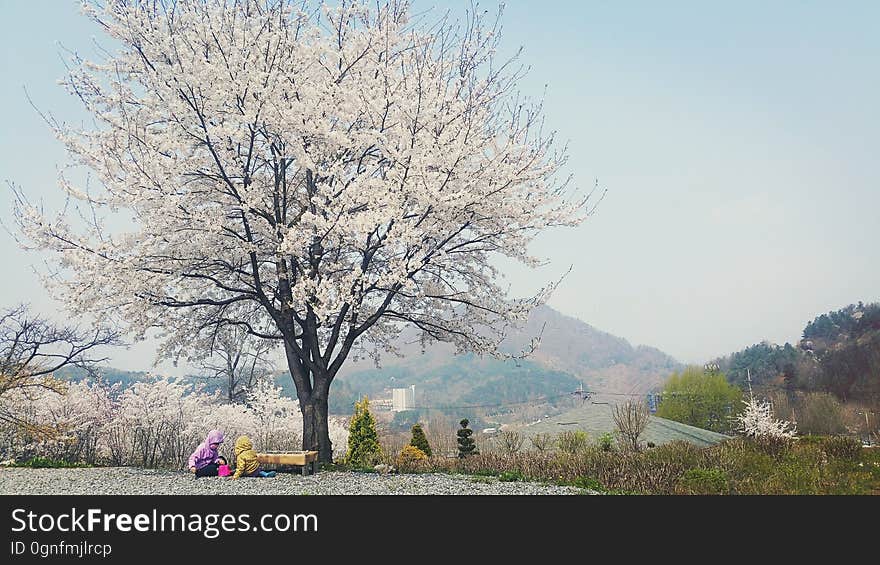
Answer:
[
  {"left": 14, "top": 0, "right": 597, "bottom": 462},
  {"left": 0, "top": 304, "right": 118, "bottom": 434}
]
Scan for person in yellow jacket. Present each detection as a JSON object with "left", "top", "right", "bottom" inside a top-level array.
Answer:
[{"left": 230, "top": 435, "right": 276, "bottom": 479}]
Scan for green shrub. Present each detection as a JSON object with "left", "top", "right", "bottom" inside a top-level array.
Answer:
[
  {"left": 427, "top": 434, "right": 880, "bottom": 495},
  {"left": 794, "top": 434, "right": 825, "bottom": 447},
  {"left": 771, "top": 451, "right": 823, "bottom": 494},
  {"left": 409, "top": 423, "right": 432, "bottom": 457},
  {"left": 345, "top": 397, "right": 383, "bottom": 468},
  {"left": 498, "top": 470, "right": 524, "bottom": 482},
  {"left": 821, "top": 436, "right": 862, "bottom": 460},
  {"left": 752, "top": 435, "right": 793, "bottom": 458},
  {"left": 396, "top": 444, "right": 428, "bottom": 472},
  {"left": 598, "top": 432, "right": 615, "bottom": 452},
  {"left": 14, "top": 457, "right": 89, "bottom": 468},
  {"left": 556, "top": 430, "right": 589, "bottom": 454},
  {"left": 677, "top": 468, "right": 729, "bottom": 495},
  {"left": 572, "top": 476, "right": 605, "bottom": 492}
]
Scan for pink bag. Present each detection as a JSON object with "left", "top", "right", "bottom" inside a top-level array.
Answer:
[{"left": 218, "top": 464, "right": 231, "bottom": 477}]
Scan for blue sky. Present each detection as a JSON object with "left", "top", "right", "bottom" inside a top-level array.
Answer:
[{"left": 2, "top": 0, "right": 879, "bottom": 371}]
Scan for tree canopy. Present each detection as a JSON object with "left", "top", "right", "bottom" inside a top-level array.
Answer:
[
  {"left": 655, "top": 366, "right": 742, "bottom": 433},
  {"left": 13, "top": 0, "right": 595, "bottom": 461}
]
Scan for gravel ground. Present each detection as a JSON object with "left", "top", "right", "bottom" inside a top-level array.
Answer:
[{"left": 0, "top": 467, "right": 594, "bottom": 495}]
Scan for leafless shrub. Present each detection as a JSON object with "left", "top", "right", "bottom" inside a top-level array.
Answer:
[
  {"left": 612, "top": 400, "right": 650, "bottom": 452},
  {"left": 495, "top": 429, "right": 525, "bottom": 454},
  {"left": 529, "top": 432, "right": 554, "bottom": 453}
]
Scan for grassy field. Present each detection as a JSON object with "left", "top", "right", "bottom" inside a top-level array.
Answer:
[{"left": 391, "top": 436, "right": 880, "bottom": 495}]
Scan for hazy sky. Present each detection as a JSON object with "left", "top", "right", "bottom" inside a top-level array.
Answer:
[{"left": 1, "top": 1, "right": 878, "bottom": 372}]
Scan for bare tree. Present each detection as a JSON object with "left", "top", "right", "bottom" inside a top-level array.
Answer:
[
  {"left": 198, "top": 326, "right": 276, "bottom": 403},
  {"left": 496, "top": 429, "right": 525, "bottom": 454},
  {"left": 0, "top": 304, "right": 118, "bottom": 432},
  {"left": 612, "top": 400, "right": 650, "bottom": 452}
]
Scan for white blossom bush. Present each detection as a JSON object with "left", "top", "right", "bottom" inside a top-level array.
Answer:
[
  {"left": 0, "top": 381, "right": 114, "bottom": 465},
  {"left": 242, "top": 381, "right": 303, "bottom": 453},
  {"left": 735, "top": 396, "right": 797, "bottom": 440},
  {"left": 37, "top": 380, "right": 116, "bottom": 464},
  {"left": 111, "top": 378, "right": 212, "bottom": 467},
  {"left": 0, "top": 376, "right": 348, "bottom": 467},
  {"left": 0, "top": 387, "right": 55, "bottom": 463}
]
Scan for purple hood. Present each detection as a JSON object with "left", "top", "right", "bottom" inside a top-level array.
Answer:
[{"left": 187, "top": 429, "right": 225, "bottom": 469}]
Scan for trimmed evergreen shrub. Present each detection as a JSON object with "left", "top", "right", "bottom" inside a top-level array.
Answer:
[
  {"left": 457, "top": 418, "right": 478, "bottom": 458},
  {"left": 409, "top": 423, "right": 432, "bottom": 456}
]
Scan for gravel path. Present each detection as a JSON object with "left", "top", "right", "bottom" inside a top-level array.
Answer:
[{"left": 0, "top": 467, "right": 594, "bottom": 495}]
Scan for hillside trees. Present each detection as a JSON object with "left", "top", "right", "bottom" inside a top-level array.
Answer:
[
  {"left": 799, "top": 302, "right": 880, "bottom": 402},
  {"left": 713, "top": 302, "right": 880, "bottom": 405},
  {"left": 655, "top": 366, "right": 743, "bottom": 433},
  {"left": 13, "top": 1, "right": 596, "bottom": 462},
  {"left": 714, "top": 341, "right": 802, "bottom": 391}
]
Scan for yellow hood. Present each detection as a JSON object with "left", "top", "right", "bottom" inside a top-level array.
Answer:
[{"left": 234, "top": 436, "right": 254, "bottom": 456}]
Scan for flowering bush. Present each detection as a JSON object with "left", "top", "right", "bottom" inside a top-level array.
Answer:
[
  {"left": 0, "top": 376, "right": 348, "bottom": 468},
  {"left": 735, "top": 396, "right": 797, "bottom": 440}
]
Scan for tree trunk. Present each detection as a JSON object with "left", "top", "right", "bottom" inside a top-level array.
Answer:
[
  {"left": 287, "top": 352, "right": 335, "bottom": 463},
  {"left": 300, "top": 391, "right": 333, "bottom": 462}
]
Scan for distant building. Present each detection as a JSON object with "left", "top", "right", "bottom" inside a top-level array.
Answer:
[
  {"left": 372, "top": 398, "right": 393, "bottom": 411},
  {"left": 646, "top": 393, "right": 661, "bottom": 414},
  {"left": 392, "top": 385, "right": 415, "bottom": 412}
]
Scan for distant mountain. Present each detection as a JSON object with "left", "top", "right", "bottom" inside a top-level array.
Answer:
[
  {"left": 334, "top": 304, "right": 683, "bottom": 409},
  {"left": 499, "top": 305, "right": 682, "bottom": 394}
]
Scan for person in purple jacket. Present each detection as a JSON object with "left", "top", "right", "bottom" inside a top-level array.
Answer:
[{"left": 187, "top": 429, "right": 227, "bottom": 478}]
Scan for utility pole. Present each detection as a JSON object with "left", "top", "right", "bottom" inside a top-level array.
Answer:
[
  {"left": 857, "top": 410, "right": 874, "bottom": 432},
  {"left": 746, "top": 368, "right": 753, "bottom": 401}
]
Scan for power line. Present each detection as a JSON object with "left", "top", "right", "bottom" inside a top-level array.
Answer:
[{"left": 353, "top": 378, "right": 875, "bottom": 413}]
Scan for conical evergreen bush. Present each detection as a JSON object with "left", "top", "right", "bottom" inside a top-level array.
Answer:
[
  {"left": 346, "top": 396, "right": 382, "bottom": 468},
  {"left": 409, "top": 423, "right": 432, "bottom": 457}
]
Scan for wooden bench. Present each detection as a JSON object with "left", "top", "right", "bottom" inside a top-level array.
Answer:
[{"left": 256, "top": 451, "right": 320, "bottom": 475}]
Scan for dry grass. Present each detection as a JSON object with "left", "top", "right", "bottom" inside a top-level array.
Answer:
[{"left": 403, "top": 436, "right": 880, "bottom": 495}]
